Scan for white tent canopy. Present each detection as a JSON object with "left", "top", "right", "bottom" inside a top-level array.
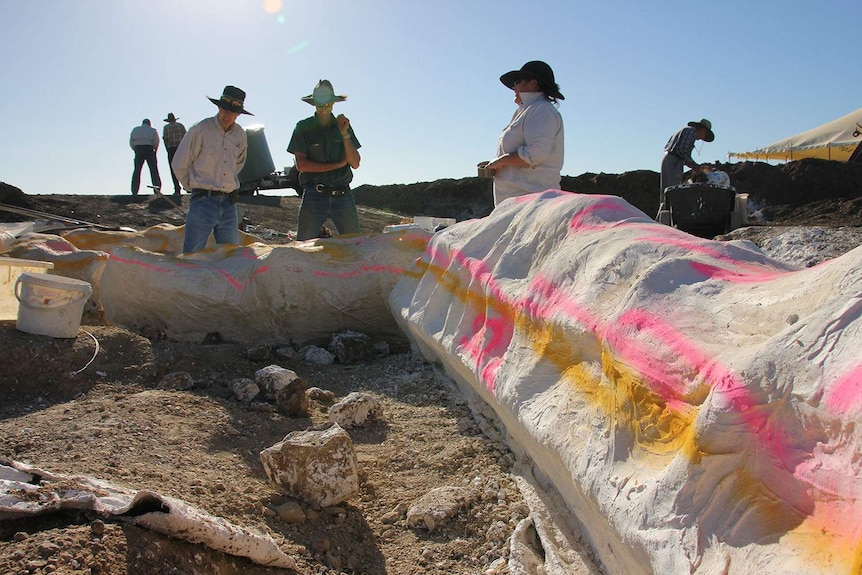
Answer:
[{"left": 729, "top": 106, "right": 862, "bottom": 162}]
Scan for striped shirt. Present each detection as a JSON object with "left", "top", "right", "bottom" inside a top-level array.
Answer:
[{"left": 664, "top": 126, "right": 698, "bottom": 167}]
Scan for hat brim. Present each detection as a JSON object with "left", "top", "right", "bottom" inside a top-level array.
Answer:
[
  {"left": 499, "top": 70, "right": 565, "bottom": 100},
  {"left": 163, "top": 117, "right": 178, "bottom": 122},
  {"left": 500, "top": 70, "right": 531, "bottom": 90},
  {"left": 301, "top": 95, "right": 347, "bottom": 106},
  {"left": 208, "top": 97, "right": 253, "bottom": 115},
  {"left": 688, "top": 122, "right": 715, "bottom": 142}
]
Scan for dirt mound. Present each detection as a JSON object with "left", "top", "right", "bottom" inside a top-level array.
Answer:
[
  {"left": 354, "top": 159, "right": 862, "bottom": 227},
  {"left": 3, "top": 158, "right": 861, "bottom": 231},
  {"left": 0, "top": 182, "right": 45, "bottom": 221}
]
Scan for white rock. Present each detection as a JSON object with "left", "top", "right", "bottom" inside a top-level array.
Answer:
[
  {"left": 406, "top": 486, "right": 478, "bottom": 532},
  {"left": 254, "top": 365, "right": 299, "bottom": 394},
  {"left": 328, "top": 392, "right": 383, "bottom": 428},
  {"left": 260, "top": 423, "right": 359, "bottom": 507}
]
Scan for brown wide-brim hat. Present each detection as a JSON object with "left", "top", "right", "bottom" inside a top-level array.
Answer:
[
  {"left": 163, "top": 113, "right": 179, "bottom": 122},
  {"left": 500, "top": 60, "right": 565, "bottom": 100},
  {"left": 301, "top": 79, "right": 347, "bottom": 106},
  {"left": 207, "top": 85, "right": 253, "bottom": 115},
  {"left": 688, "top": 118, "right": 715, "bottom": 142}
]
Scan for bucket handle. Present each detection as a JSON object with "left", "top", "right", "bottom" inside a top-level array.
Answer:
[{"left": 14, "top": 276, "right": 92, "bottom": 310}]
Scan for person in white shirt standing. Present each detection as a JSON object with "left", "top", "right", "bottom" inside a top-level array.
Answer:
[
  {"left": 484, "top": 60, "right": 565, "bottom": 207},
  {"left": 172, "top": 85, "right": 250, "bottom": 253},
  {"left": 129, "top": 119, "right": 161, "bottom": 196}
]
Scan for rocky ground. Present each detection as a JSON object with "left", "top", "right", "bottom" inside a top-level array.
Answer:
[{"left": 0, "top": 160, "right": 860, "bottom": 574}]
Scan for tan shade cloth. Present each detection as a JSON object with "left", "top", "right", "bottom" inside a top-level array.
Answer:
[{"left": 729, "top": 106, "right": 862, "bottom": 162}]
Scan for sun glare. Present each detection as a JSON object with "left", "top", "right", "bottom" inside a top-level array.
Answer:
[{"left": 263, "top": 0, "right": 282, "bottom": 14}]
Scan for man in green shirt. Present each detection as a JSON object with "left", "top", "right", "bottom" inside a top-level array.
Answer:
[{"left": 287, "top": 80, "right": 361, "bottom": 241}]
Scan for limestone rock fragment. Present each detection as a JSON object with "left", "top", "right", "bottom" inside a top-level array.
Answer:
[{"left": 260, "top": 423, "right": 359, "bottom": 507}]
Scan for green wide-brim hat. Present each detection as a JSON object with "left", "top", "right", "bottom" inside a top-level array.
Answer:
[
  {"left": 688, "top": 118, "right": 715, "bottom": 142},
  {"left": 301, "top": 79, "right": 347, "bottom": 106}
]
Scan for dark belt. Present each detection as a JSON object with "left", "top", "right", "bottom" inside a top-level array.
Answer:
[
  {"left": 310, "top": 183, "right": 350, "bottom": 196},
  {"left": 191, "top": 188, "right": 237, "bottom": 203}
]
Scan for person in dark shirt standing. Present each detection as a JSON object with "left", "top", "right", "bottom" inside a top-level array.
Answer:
[
  {"left": 657, "top": 119, "right": 714, "bottom": 222},
  {"left": 162, "top": 113, "right": 187, "bottom": 196},
  {"left": 287, "top": 80, "right": 361, "bottom": 241},
  {"left": 129, "top": 119, "right": 161, "bottom": 195}
]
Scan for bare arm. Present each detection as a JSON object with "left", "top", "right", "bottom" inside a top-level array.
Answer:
[
  {"left": 293, "top": 152, "right": 348, "bottom": 173},
  {"left": 486, "top": 152, "right": 529, "bottom": 170},
  {"left": 337, "top": 114, "right": 360, "bottom": 169}
]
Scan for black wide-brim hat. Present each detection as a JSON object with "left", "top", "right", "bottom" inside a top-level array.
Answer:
[
  {"left": 208, "top": 85, "right": 253, "bottom": 115},
  {"left": 500, "top": 60, "right": 565, "bottom": 100}
]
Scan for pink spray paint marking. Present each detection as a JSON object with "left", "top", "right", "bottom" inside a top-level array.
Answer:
[
  {"left": 118, "top": 254, "right": 272, "bottom": 292},
  {"left": 605, "top": 309, "right": 741, "bottom": 412},
  {"left": 824, "top": 363, "right": 862, "bottom": 414},
  {"left": 606, "top": 308, "right": 797, "bottom": 467},
  {"left": 568, "top": 197, "right": 641, "bottom": 233},
  {"left": 688, "top": 261, "right": 788, "bottom": 283},
  {"left": 213, "top": 265, "right": 270, "bottom": 290},
  {"left": 450, "top": 249, "right": 518, "bottom": 391},
  {"left": 525, "top": 273, "right": 601, "bottom": 331}
]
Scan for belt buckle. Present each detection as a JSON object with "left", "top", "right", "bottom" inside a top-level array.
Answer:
[{"left": 315, "top": 183, "right": 327, "bottom": 194}]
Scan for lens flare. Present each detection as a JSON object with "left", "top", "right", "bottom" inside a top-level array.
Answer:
[
  {"left": 288, "top": 41, "right": 309, "bottom": 55},
  {"left": 263, "top": 0, "right": 282, "bottom": 14}
]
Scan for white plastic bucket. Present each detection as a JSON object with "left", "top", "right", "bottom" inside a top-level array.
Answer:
[{"left": 14, "top": 272, "right": 92, "bottom": 338}]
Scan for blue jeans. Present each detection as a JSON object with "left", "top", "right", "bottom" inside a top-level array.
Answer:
[
  {"left": 182, "top": 193, "right": 239, "bottom": 253},
  {"left": 296, "top": 186, "right": 361, "bottom": 241}
]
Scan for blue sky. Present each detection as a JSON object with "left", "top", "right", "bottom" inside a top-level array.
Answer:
[{"left": 3, "top": 0, "right": 861, "bottom": 195}]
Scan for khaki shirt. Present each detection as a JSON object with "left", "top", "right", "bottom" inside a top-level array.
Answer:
[{"left": 171, "top": 116, "right": 247, "bottom": 192}]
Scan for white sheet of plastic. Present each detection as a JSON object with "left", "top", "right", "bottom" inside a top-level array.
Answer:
[
  {"left": 389, "top": 190, "right": 862, "bottom": 574},
  {"left": 0, "top": 461, "right": 295, "bottom": 569}
]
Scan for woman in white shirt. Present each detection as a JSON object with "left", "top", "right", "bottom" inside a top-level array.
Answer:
[{"left": 486, "top": 60, "right": 565, "bottom": 206}]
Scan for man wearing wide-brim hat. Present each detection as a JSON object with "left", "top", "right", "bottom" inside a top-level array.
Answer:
[
  {"left": 172, "top": 85, "right": 252, "bottom": 253},
  {"left": 287, "top": 79, "right": 362, "bottom": 241},
  {"left": 162, "top": 112, "right": 187, "bottom": 196},
  {"left": 658, "top": 118, "right": 715, "bottom": 222}
]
